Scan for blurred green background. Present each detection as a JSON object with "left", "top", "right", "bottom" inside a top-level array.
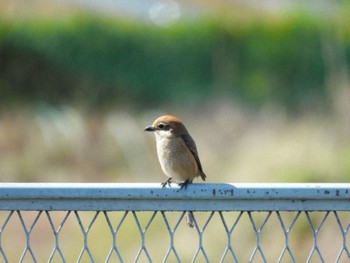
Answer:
[
  {"left": 1, "top": 0, "right": 349, "bottom": 184},
  {"left": 0, "top": 0, "right": 350, "bottom": 261}
]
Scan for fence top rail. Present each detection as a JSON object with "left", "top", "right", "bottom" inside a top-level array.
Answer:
[{"left": 0, "top": 183, "right": 349, "bottom": 211}]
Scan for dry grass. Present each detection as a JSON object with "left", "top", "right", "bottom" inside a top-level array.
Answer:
[{"left": 0, "top": 103, "right": 348, "bottom": 184}]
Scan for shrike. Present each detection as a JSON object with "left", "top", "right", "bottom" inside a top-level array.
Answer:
[{"left": 145, "top": 115, "right": 207, "bottom": 227}]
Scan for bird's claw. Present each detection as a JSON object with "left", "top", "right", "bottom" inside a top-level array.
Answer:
[
  {"left": 161, "top": 178, "right": 172, "bottom": 188},
  {"left": 178, "top": 179, "right": 191, "bottom": 190}
]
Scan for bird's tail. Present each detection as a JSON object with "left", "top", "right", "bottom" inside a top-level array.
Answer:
[
  {"left": 200, "top": 171, "right": 207, "bottom": 181},
  {"left": 186, "top": 211, "right": 195, "bottom": 228}
]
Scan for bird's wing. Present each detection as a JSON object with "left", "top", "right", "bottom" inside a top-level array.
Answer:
[{"left": 181, "top": 134, "right": 207, "bottom": 181}]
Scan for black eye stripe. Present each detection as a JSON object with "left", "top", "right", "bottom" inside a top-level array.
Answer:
[{"left": 157, "top": 123, "right": 169, "bottom": 129}]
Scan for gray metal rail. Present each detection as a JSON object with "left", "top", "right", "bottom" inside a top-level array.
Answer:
[{"left": 0, "top": 183, "right": 349, "bottom": 211}]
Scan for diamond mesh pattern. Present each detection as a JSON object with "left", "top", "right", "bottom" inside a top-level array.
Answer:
[{"left": 0, "top": 210, "right": 349, "bottom": 262}]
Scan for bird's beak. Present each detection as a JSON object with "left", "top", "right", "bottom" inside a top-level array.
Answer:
[{"left": 144, "top": 126, "right": 156, "bottom": 132}]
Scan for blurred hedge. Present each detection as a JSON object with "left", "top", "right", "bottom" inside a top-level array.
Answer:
[{"left": 0, "top": 14, "right": 347, "bottom": 110}]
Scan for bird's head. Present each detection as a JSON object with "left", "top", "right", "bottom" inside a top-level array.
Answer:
[{"left": 145, "top": 115, "right": 188, "bottom": 139}]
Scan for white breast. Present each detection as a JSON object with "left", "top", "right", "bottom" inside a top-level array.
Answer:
[{"left": 155, "top": 136, "right": 198, "bottom": 183}]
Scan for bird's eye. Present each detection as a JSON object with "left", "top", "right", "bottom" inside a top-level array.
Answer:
[{"left": 158, "top": 123, "right": 165, "bottom": 129}]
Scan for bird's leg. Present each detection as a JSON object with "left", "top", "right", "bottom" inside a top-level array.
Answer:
[
  {"left": 161, "top": 178, "right": 172, "bottom": 188},
  {"left": 178, "top": 179, "right": 191, "bottom": 190}
]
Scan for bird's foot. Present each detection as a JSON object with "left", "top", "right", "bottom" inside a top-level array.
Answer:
[
  {"left": 161, "top": 178, "right": 172, "bottom": 188},
  {"left": 178, "top": 179, "right": 191, "bottom": 190}
]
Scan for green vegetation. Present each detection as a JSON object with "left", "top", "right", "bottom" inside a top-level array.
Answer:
[{"left": 1, "top": 13, "right": 348, "bottom": 110}]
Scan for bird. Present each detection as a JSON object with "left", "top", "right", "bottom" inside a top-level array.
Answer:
[{"left": 144, "top": 115, "right": 207, "bottom": 228}]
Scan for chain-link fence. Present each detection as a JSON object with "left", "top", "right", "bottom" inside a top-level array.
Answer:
[{"left": 0, "top": 183, "right": 349, "bottom": 262}]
